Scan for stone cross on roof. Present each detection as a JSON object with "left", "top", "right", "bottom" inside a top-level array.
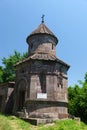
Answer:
[{"left": 41, "top": 14, "right": 45, "bottom": 23}]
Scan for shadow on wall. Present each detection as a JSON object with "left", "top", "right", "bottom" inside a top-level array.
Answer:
[{"left": 5, "top": 91, "right": 14, "bottom": 114}]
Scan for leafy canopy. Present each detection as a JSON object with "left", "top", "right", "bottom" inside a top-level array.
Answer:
[
  {"left": 68, "top": 72, "right": 87, "bottom": 123},
  {"left": 0, "top": 51, "right": 27, "bottom": 83}
]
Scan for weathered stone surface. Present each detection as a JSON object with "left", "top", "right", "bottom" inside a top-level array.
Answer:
[
  {"left": 0, "top": 21, "right": 70, "bottom": 122},
  {"left": 0, "top": 82, "right": 14, "bottom": 114},
  {"left": 13, "top": 22, "right": 69, "bottom": 120}
]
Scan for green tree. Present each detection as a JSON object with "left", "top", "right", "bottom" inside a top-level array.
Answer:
[
  {"left": 68, "top": 73, "right": 87, "bottom": 123},
  {"left": 0, "top": 51, "right": 27, "bottom": 83},
  {"left": 84, "top": 72, "right": 87, "bottom": 82},
  {"left": 0, "top": 66, "right": 3, "bottom": 83},
  {"left": 68, "top": 85, "right": 80, "bottom": 115},
  {"left": 80, "top": 82, "right": 87, "bottom": 122}
]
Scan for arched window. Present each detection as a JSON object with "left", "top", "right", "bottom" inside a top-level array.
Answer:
[
  {"left": 18, "top": 80, "right": 26, "bottom": 111},
  {"left": 52, "top": 44, "right": 55, "bottom": 50},
  {"left": 31, "top": 44, "right": 33, "bottom": 49},
  {"left": 52, "top": 44, "right": 53, "bottom": 50},
  {"left": 57, "top": 72, "right": 63, "bottom": 88},
  {"left": 18, "top": 90, "right": 25, "bottom": 111}
]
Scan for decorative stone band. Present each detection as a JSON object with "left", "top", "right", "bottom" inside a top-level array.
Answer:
[{"left": 25, "top": 99, "right": 68, "bottom": 106}]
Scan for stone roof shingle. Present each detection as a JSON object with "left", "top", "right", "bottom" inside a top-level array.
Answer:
[
  {"left": 15, "top": 52, "right": 70, "bottom": 68},
  {"left": 26, "top": 23, "right": 58, "bottom": 44}
]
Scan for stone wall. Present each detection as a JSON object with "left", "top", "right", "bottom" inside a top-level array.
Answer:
[
  {"left": 25, "top": 100, "right": 68, "bottom": 119},
  {"left": 0, "top": 83, "right": 14, "bottom": 114},
  {"left": 27, "top": 34, "right": 56, "bottom": 56},
  {"left": 13, "top": 58, "right": 68, "bottom": 119}
]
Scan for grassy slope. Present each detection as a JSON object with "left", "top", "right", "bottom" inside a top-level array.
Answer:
[{"left": 0, "top": 114, "right": 87, "bottom": 130}]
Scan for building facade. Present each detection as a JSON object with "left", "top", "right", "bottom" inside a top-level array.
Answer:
[
  {"left": 13, "top": 21, "right": 70, "bottom": 119},
  {"left": 0, "top": 20, "right": 70, "bottom": 120}
]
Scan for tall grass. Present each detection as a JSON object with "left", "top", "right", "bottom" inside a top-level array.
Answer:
[
  {"left": 0, "top": 114, "right": 32, "bottom": 130},
  {"left": 39, "top": 119, "right": 87, "bottom": 130},
  {"left": 0, "top": 114, "right": 12, "bottom": 130},
  {"left": 0, "top": 114, "right": 87, "bottom": 130}
]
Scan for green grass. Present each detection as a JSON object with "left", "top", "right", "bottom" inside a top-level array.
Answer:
[
  {"left": 0, "top": 114, "right": 33, "bottom": 130},
  {"left": 0, "top": 114, "right": 87, "bottom": 130},
  {"left": 40, "top": 119, "right": 87, "bottom": 130}
]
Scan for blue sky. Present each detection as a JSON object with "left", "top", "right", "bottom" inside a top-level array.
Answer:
[{"left": 0, "top": 0, "right": 87, "bottom": 86}]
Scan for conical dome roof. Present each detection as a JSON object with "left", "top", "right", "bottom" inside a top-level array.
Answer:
[
  {"left": 26, "top": 22, "right": 58, "bottom": 44},
  {"left": 30, "top": 23, "right": 55, "bottom": 36}
]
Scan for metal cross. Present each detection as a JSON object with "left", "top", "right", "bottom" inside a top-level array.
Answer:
[{"left": 41, "top": 14, "right": 45, "bottom": 23}]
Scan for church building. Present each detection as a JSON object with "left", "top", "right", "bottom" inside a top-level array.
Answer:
[{"left": 0, "top": 17, "right": 70, "bottom": 122}]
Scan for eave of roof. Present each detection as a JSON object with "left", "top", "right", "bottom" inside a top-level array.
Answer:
[
  {"left": 0, "top": 81, "right": 15, "bottom": 88},
  {"left": 15, "top": 52, "right": 70, "bottom": 68}
]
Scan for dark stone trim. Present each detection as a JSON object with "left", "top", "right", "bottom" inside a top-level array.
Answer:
[{"left": 26, "top": 100, "right": 68, "bottom": 107}]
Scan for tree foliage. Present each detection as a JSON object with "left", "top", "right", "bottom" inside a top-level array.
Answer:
[
  {"left": 0, "top": 51, "right": 27, "bottom": 83},
  {"left": 68, "top": 73, "right": 87, "bottom": 123}
]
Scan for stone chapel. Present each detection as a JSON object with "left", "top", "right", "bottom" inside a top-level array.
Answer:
[{"left": 0, "top": 18, "right": 70, "bottom": 122}]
